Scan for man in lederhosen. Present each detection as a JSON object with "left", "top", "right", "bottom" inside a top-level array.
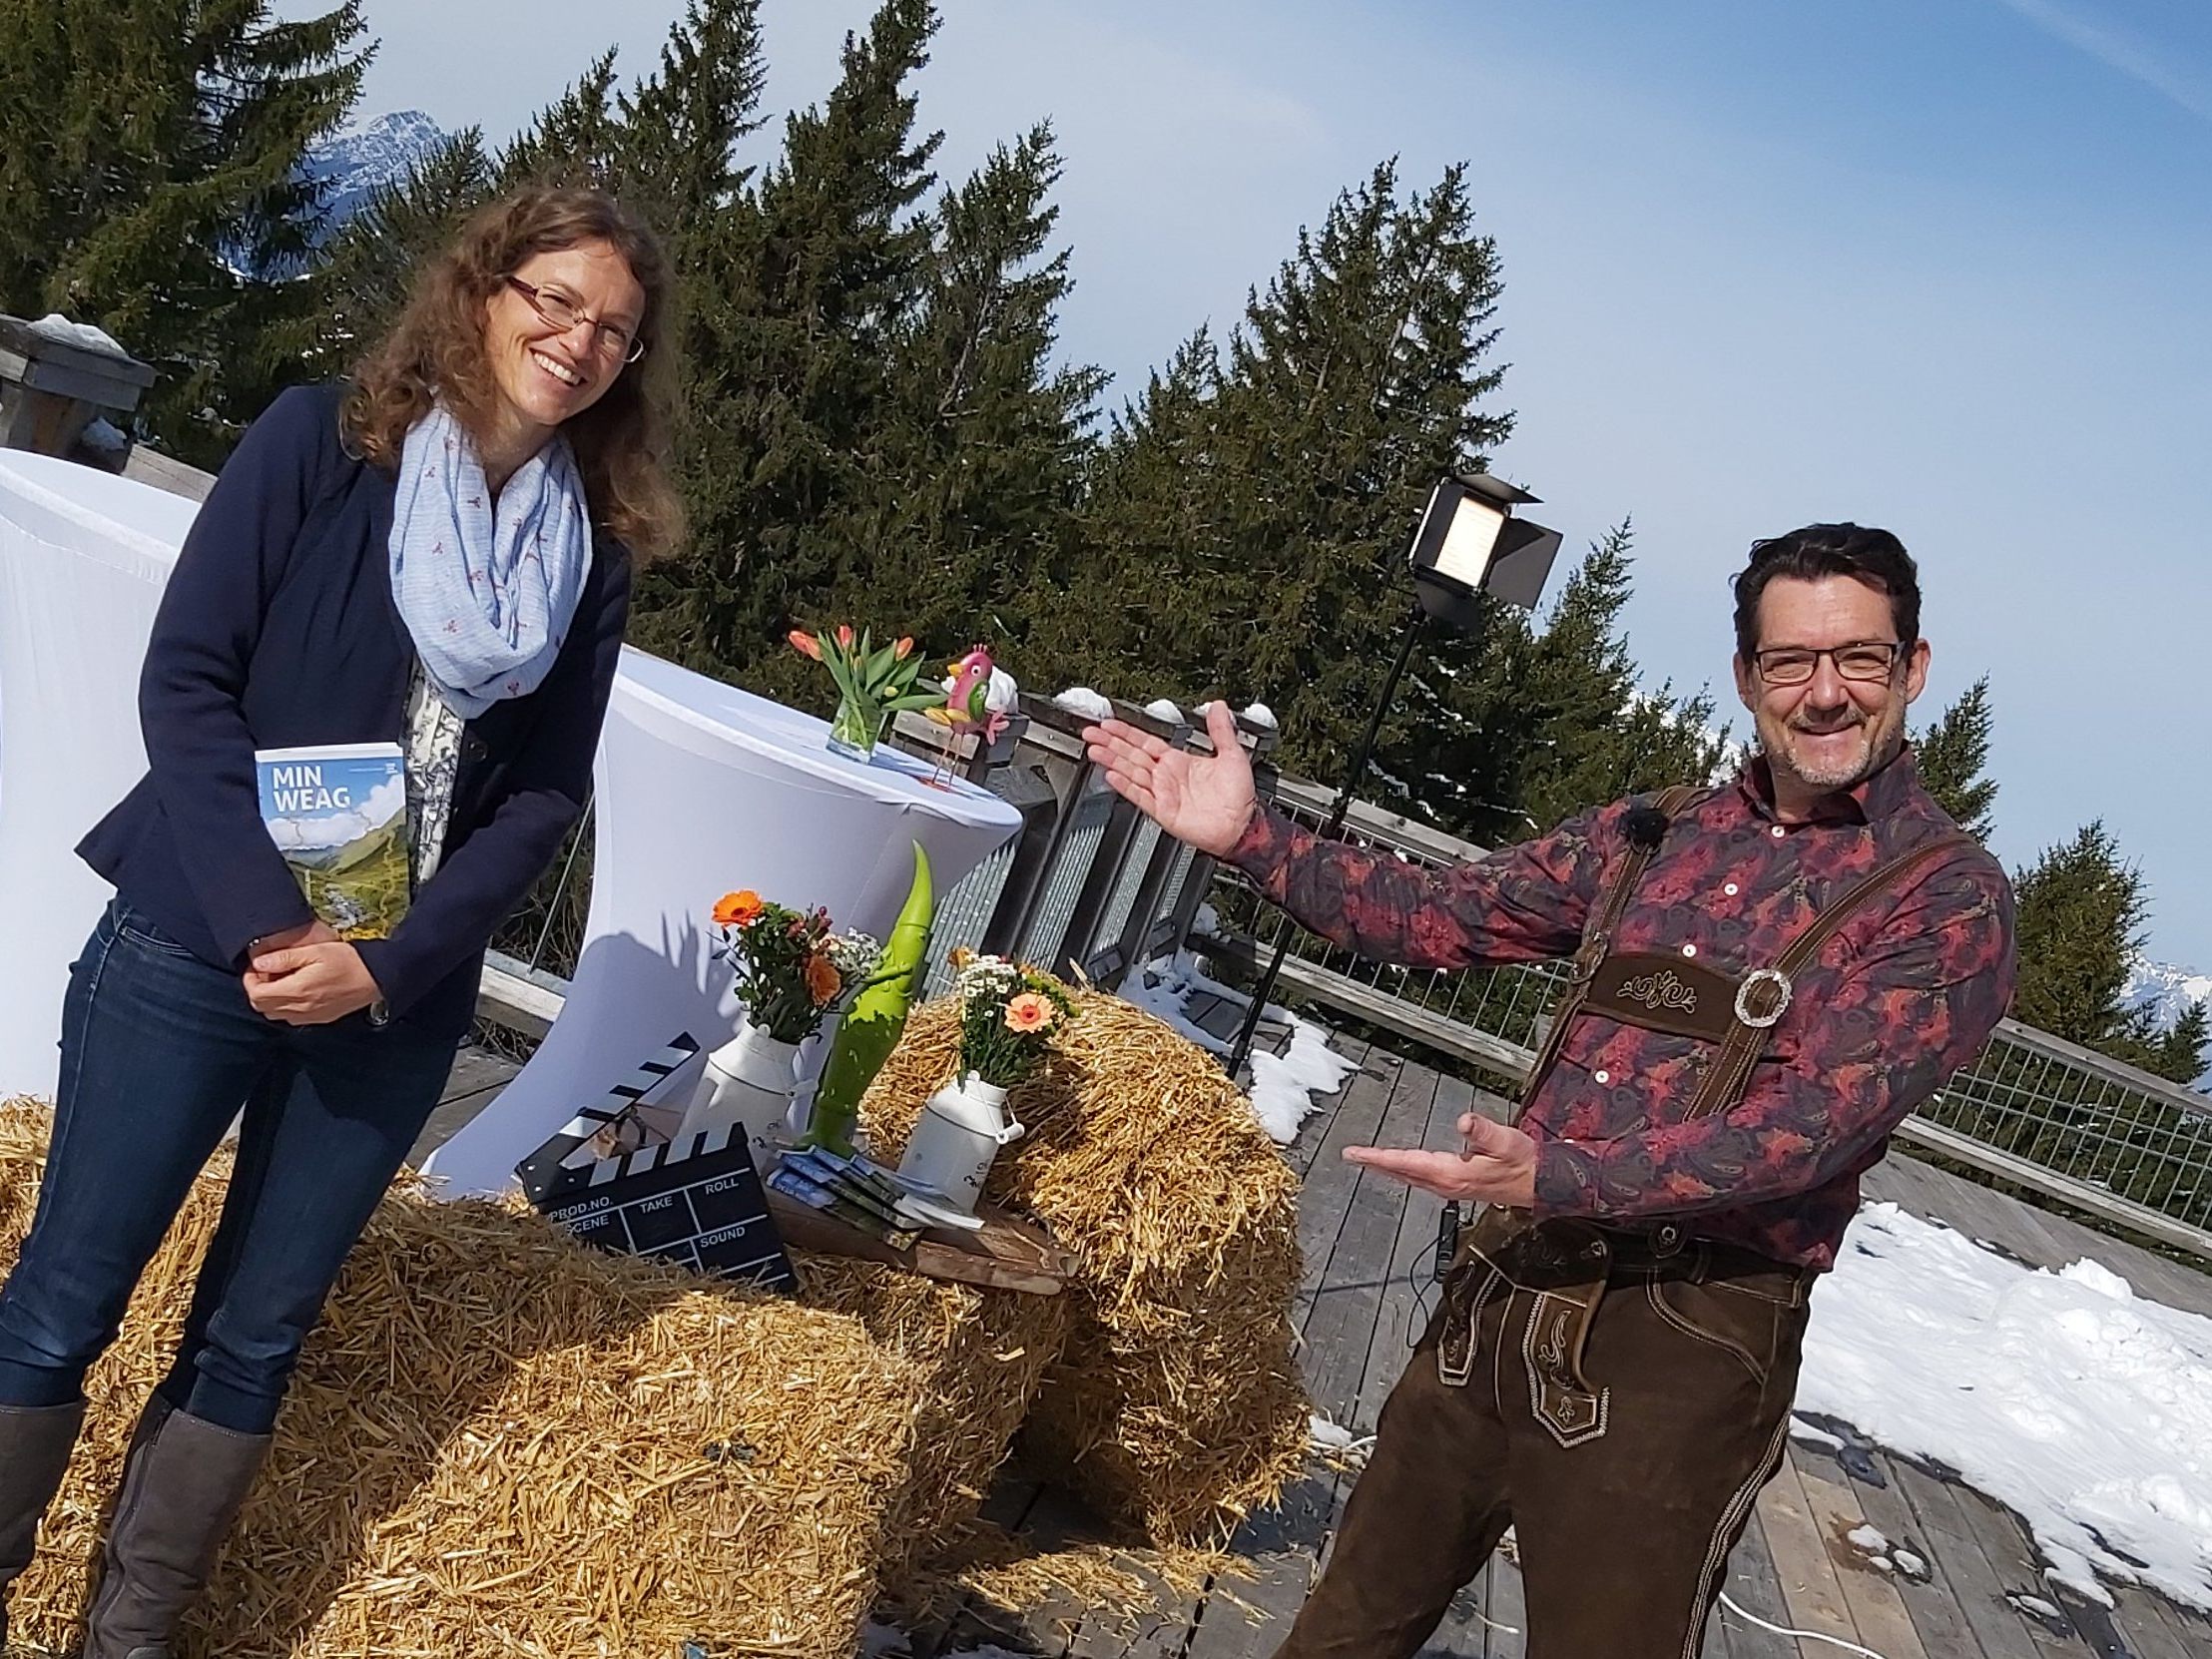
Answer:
[{"left": 1082, "top": 524, "right": 2015, "bottom": 1659}]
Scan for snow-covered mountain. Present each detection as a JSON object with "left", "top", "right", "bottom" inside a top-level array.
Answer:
[
  {"left": 2124, "top": 956, "right": 2212, "bottom": 1032},
  {"left": 2123, "top": 956, "right": 2212, "bottom": 1087},
  {"left": 302, "top": 110, "right": 449, "bottom": 232}
]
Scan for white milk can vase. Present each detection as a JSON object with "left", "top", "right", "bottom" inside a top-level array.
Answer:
[
  {"left": 676, "top": 1018, "right": 800, "bottom": 1170},
  {"left": 894, "top": 1072, "right": 1024, "bottom": 1217}
]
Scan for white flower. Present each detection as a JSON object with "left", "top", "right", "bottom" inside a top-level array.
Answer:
[
  {"left": 827, "top": 931, "right": 881, "bottom": 978},
  {"left": 954, "top": 953, "right": 1021, "bottom": 999}
]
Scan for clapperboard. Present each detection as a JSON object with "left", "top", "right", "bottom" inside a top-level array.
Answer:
[{"left": 518, "top": 1033, "right": 797, "bottom": 1294}]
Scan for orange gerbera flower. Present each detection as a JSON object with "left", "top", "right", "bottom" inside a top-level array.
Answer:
[
  {"left": 805, "top": 952, "right": 842, "bottom": 1006},
  {"left": 713, "top": 889, "right": 765, "bottom": 926},
  {"left": 1004, "top": 992, "right": 1054, "bottom": 1034}
]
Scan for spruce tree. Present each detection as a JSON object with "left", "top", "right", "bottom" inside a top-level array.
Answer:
[
  {"left": 1050, "top": 169, "right": 1721, "bottom": 843},
  {"left": 497, "top": 51, "right": 624, "bottom": 190},
  {"left": 1500, "top": 524, "right": 1734, "bottom": 835},
  {"left": 1915, "top": 675, "right": 1997, "bottom": 840},
  {"left": 0, "top": 0, "right": 367, "bottom": 463},
  {"left": 2148, "top": 1000, "right": 2209, "bottom": 1088},
  {"left": 631, "top": 0, "right": 943, "bottom": 695},
  {"left": 809, "top": 123, "right": 1103, "bottom": 665},
  {"left": 1049, "top": 162, "right": 1511, "bottom": 797},
  {"left": 607, "top": 1, "right": 767, "bottom": 248},
  {"left": 2009, "top": 822, "right": 2164, "bottom": 1065}
]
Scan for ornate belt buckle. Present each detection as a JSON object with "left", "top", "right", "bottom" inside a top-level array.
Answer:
[{"left": 1734, "top": 966, "right": 1793, "bottom": 1028}]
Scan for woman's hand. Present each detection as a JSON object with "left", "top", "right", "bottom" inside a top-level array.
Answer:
[
  {"left": 253, "top": 917, "right": 340, "bottom": 954},
  {"left": 245, "top": 938, "right": 384, "bottom": 1025},
  {"left": 1083, "top": 701, "right": 1259, "bottom": 857}
]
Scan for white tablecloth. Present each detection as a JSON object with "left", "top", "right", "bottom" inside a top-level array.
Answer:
[
  {"left": 421, "top": 647, "right": 1023, "bottom": 1197},
  {"left": 0, "top": 454, "right": 199, "bottom": 1098}
]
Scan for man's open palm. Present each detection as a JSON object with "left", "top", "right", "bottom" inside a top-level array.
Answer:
[{"left": 1083, "top": 701, "right": 1257, "bottom": 856}]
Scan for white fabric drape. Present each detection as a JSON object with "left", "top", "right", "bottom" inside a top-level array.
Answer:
[
  {"left": 0, "top": 454, "right": 197, "bottom": 1098},
  {"left": 420, "top": 648, "right": 1022, "bottom": 1198}
]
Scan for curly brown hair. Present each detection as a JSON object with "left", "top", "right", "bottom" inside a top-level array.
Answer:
[{"left": 341, "top": 186, "right": 685, "bottom": 561}]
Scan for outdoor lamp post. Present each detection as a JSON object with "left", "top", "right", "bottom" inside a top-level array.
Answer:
[{"left": 1224, "top": 472, "right": 1565, "bottom": 1081}]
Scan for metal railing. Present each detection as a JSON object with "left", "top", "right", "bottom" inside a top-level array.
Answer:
[{"left": 1190, "top": 776, "right": 2212, "bottom": 1263}]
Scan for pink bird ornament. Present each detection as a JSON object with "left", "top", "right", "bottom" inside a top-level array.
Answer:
[{"left": 926, "top": 646, "right": 1008, "bottom": 744}]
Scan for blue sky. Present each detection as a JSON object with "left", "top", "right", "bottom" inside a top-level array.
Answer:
[{"left": 315, "top": 0, "right": 2212, "bottom": 968}]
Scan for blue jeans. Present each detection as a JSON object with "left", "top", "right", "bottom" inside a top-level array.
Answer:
[{"left": 0, "top": 901, "right": 458, "bottom": 1433}]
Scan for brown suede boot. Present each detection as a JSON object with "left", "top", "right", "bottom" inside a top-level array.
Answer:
[
  {"left": 0, "top": 1400, "right": 85, "bottom": 1652},
  {"left": 80, "top": 1397, "right": 270, "bottom": 1659}
]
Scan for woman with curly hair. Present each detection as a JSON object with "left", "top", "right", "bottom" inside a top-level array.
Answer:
[{"left": 0, "top": 185, "right": 680, "bottom": 1656}]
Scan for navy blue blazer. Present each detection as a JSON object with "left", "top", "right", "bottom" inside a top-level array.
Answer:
[{"left": 78, "top": 382, "right": 632, "bottom": 1039}]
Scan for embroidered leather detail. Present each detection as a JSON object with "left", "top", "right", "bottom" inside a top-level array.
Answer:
[{"left": 1617, "top": 967, "right": 1699, "bottom": 1016}]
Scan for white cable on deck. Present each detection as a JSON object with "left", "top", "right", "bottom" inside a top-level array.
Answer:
[{"left": 1718, "top": 1592, "right": 1894, "bottom": 1658}]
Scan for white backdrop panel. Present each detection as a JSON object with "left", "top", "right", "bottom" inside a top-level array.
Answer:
[
  {"left": 0, "top": 454, "right": 197, "bottom": 1098},
  {"left": 420, "top": 647, "right": 1023, "bottom": 1197}
]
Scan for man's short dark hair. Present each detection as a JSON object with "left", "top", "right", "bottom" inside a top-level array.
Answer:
[{"left": 1732, "top": 523, "right": 1921, "bottom": 661}]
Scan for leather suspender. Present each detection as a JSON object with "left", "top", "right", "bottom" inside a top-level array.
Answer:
[
  {"left": 1514, "top": 785, "right": 1703, "bottom": 1123},
  {"left": 1682, "top": 830, "right": 1975, "bottom": 1119}
]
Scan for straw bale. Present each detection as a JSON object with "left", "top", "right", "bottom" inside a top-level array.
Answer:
[
  {"left": 0, "top": 1101, "right": 923, "bottom": 1659},
  {"left": 859, "top": 993, "right": 1309, "bottom": 1544},
  {"left": 790, "top": 1255, "right": 1070, "bottom": 1608}
]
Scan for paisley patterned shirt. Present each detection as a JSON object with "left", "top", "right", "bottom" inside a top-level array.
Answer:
[{"left": 1227, "top": 750, "right": 2016, "bottom": 1271}]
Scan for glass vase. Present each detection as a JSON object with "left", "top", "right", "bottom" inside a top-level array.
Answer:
[{"left": 827, "top": 694, "right": 881, "bottom": 762}]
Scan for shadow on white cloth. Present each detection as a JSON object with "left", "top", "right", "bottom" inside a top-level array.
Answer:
[{"left": 419, "top": 647, "right": 1023, "bottom": 1198}]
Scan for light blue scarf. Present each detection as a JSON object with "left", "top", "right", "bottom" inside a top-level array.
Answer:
[{"left": 388, "top": 402, "right": 592, "bottom": 719}]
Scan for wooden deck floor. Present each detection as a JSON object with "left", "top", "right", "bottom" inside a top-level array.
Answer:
[{"left": 420, "top": 1012, "right": 2212, "bottom": 1659}]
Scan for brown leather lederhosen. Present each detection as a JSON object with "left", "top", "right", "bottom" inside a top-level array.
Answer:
[{"left": 1435, "top": 786, "right": 1972, "bottom": 1447}]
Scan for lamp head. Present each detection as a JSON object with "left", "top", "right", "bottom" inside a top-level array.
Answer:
[{"left": 1406, "top": 475, "right": 1564, "bottom": 628}]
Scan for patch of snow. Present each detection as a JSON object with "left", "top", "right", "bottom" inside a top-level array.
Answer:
[
  {"left": 1249, "top": 1018, "right": 1360, "bottom": 1144},
  {"left": 1894, "top": 1547, "right": 1929, "bottom": 1578},
  {"left": 1846, "top": 1523, "right": 1888, "bottom": 1553},
  {"left": 1788, "top": 1417, "right": 1845, "bottom": 1452},
  {"left": 1307, "top": 1411, "right": 1375, "bottom": 1468},
  {"left": 1242, "top": 701, "right": 1278, "bottom": 728},
  {"left": 76, "top": 417, "right": 129, "bottom": 458},
  {"left": 1053, "top": 686, "right": 1114, "bottom": 721},
  {"left": 984, "top": 667, "right": 1019, "bottom": 714},
  {"left": 1192, "top": 901, "right": 1222, "bottom": 939},
  {"left": 1144, "top": 698, "right": 1184, "bottom": 723},
  {"left": 2007, "top": 1591, "right": 2069, "bottom": 1629},
  {"left": 28, "top": 314, "right": 127, "bottom": 357},
  {"left": 1308, "top": 1413, "right": 1356, "bottom": 1451},
  {"left": 1801, "top": 1202, "right": 2212, "bottom": 1611},
  {"left": 1120, "top": 953, "right": 1355, "bottom": 1144}
]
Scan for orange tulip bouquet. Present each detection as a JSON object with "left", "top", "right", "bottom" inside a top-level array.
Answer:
[
  {"left": 790, "top": 623, "right": 948, "bottom": 762},
  {"left": 711, "top": 889, "right": 882, "bottom": 1045}
]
